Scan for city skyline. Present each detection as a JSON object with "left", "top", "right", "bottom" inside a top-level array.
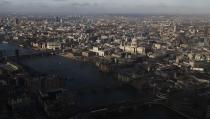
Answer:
[
  {"left": 0, "top": 0, "right": 210, "bottom": 15},
  {"left": 1, "top": 7, "right": 210, "bottom": 119}
]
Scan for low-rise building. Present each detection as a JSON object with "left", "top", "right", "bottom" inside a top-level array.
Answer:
[{"left": 46, "top": 41, "right": 61, "bottom": 50}]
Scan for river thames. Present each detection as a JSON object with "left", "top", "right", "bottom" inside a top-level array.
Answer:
[
  {"left": 0, "top": 42, "right": 191, "bottom": 119},
  {"left": 0, "top": 42, "right": 139, "bottom": 107}
]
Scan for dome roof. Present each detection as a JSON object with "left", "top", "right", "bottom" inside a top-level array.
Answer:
[
  {"left": 132, "top": 37, "right": 138, "bottom": 43},
  {"left": 131, "top": 37, "right": 138, "bottom": 47}
]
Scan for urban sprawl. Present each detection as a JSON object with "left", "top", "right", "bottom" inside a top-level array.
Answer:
[{"left": 1, "top": 15, "right": 210, "bottom": 119}]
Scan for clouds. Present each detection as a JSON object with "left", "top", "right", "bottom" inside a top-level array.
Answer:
[
  {"left": 0, "top": 0, "right": 11, "bottom": 5},
  {"left": 0, "top": 0, "right": 13, "bottom": 13},
  {"left": 0, "top": 0, "right": 210, "bottom": 14}
]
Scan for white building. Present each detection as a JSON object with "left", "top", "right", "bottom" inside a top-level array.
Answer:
[
  {"left": 46, "top": 42, "right": 61, "bottom": 50},
  {"left": 119, "top": 37, "right": 146, "bottom": 55},
  {"left": 90, "top": 47, "right": 107, "bottom": 57},
  {"left": 137, "top": 47, "right": 146, "bottom": 55}
]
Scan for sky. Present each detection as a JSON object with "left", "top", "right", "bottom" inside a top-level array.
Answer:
[{"left": 0, "top": 0, "right": 210, "bottom": 15}]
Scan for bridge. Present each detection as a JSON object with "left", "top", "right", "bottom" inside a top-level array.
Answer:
[
  {"left": 87, "top": 100, "right": 193, "bottom": 119},
  {"left": 69, "top": 97, "right": 194, "bottom": 119},
  {"left": 0, "top": 50, "right": 58, "bottom": 60}
]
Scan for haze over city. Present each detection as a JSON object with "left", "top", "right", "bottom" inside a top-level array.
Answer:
[
  {"left": 2, "top": 0, "right": 210, "bottom": 119},
  {"left": 0, "top": 0, "right": 210, "bottom": 14}
]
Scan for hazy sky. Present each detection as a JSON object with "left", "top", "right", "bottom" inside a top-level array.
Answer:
[{"left": 0, "top": 0, "right": 210, "bottom": 14}]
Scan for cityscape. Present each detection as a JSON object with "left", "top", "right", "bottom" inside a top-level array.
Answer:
[{"left": 1, "top": 0, "right": 210, "bottom": 119}]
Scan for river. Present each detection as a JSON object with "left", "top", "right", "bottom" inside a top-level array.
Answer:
[
  {"left": 0, "top": 42, "right": 35, "bottom": 57},
  {"left": 0, "top": 42, "right": 189, "bottom": 118},
  {"left": 0, "top": 42, "right": 139, "bottom": 107}
]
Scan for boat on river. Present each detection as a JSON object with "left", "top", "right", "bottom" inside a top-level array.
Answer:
[{"left": 2, "top": 41, "right": 8, "bottom": 44}]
